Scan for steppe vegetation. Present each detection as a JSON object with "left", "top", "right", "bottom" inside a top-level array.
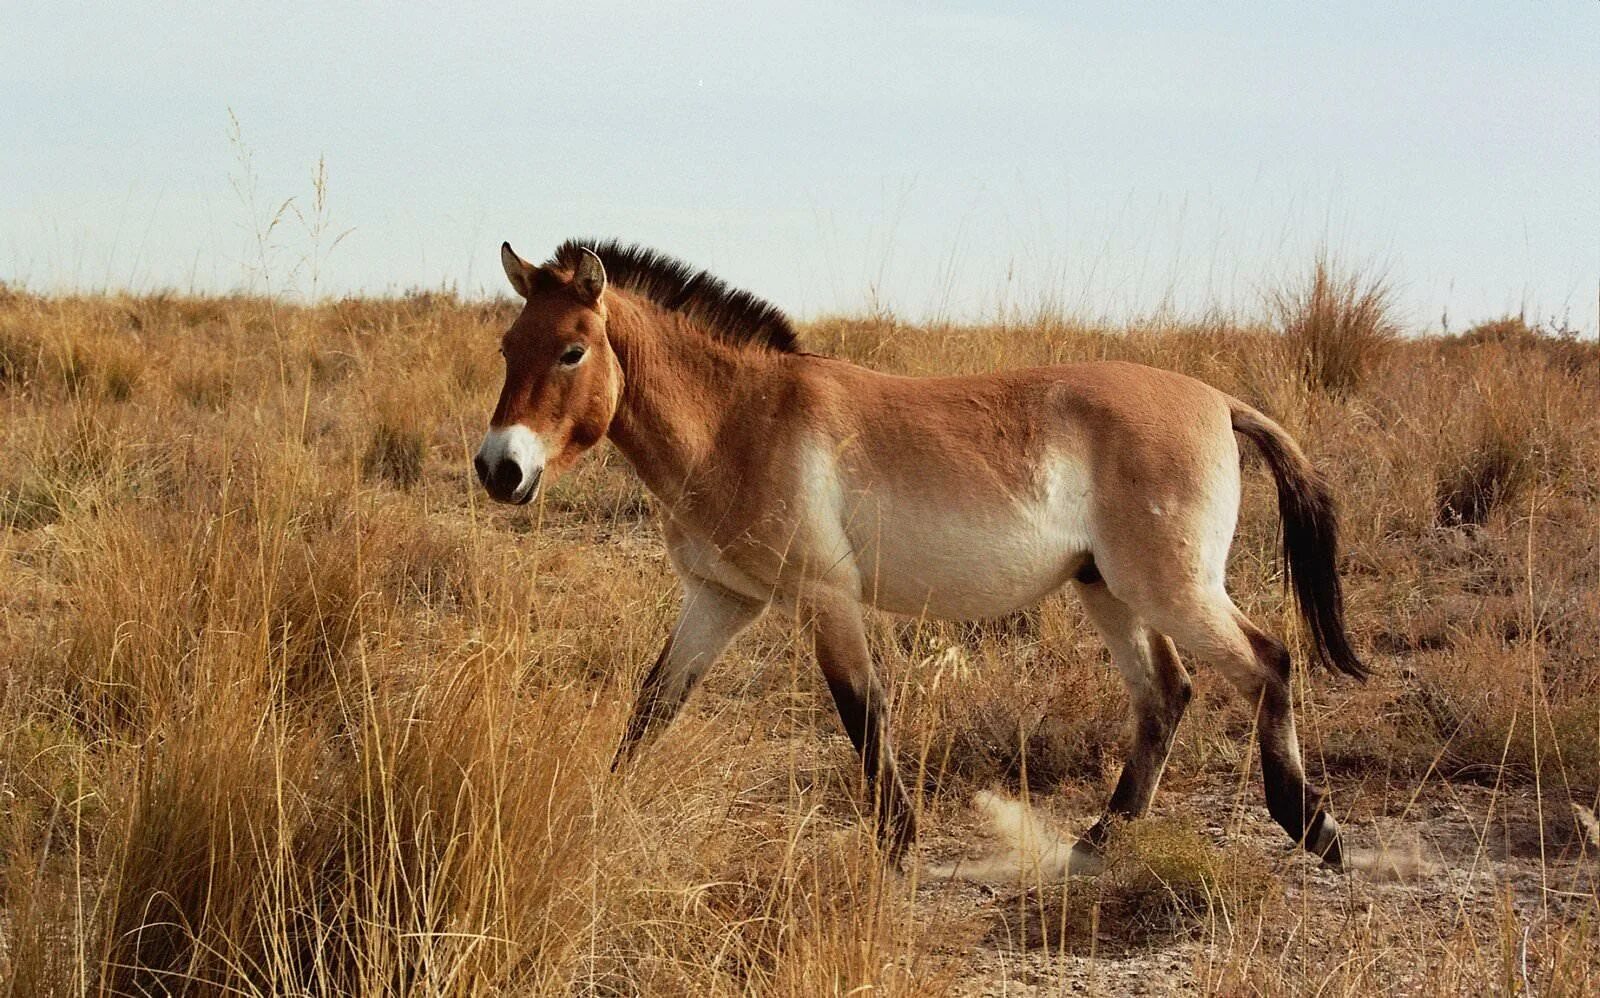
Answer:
[{"left": 1, "top": 263, "right": 1595, "bottom": 994}]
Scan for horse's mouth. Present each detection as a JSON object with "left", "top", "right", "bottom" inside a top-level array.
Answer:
[{"left": 510, "top": 468, "right": 543, "bottom": 505}]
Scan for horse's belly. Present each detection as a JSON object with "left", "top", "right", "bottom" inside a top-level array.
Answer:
[{"left": 846, "top": 494, "right": 1091, "bottom": 621}]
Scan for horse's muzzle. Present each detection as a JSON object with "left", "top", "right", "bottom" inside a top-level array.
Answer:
[
  {"left": 474, "top": 424, "right": 548, "bottom": 505},
  {"left": 475, "top": 455, "right": 541, "bottom": 505}
]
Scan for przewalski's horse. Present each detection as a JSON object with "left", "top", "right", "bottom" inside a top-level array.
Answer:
[{"left": 475, "top": 240, "right": 1367, "bottom": 870}]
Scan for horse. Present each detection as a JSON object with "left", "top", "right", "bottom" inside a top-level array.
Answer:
[{"left": 474, "top": 239, "right": 1367, "bottom": 870}]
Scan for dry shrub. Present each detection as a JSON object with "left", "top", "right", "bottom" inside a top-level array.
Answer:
[
  {"left": 1458, "top": 314, "right": 1542, "bottom": 346},
  {"left": 0, "top": 301, "right": 144, "bottom": 401},
  {"left": 91, "top": 337, "right": 143, "bottom": 402},
  {"left": 97, "top": 690, "right": 325, "bottom": 994},
  {"left": 0, "top": 477, "right": 58, "bottom": 530},
  {"left": 1432, "top": 353, "right": 1539, "bottom": 528},
  {"left": 362, "top": 418, "right": 426, "bottom": 488},
  {"left": 0, "top": 311, "right": 57, "bottom": 391},
  {"left": 170, "top": 353, "right": 236, "bottom": 410},
  {"left": 1430, "top": 338, "right": 1592, "bottom": 529},
  {"left": 990, "top": 817, "right": 1275, "bottom": 954},
  {"left": 299, "top": 672, "right": 605, "bottom": 995},
  {"left": 1419, "top": 628, "right": 1599, "bottom": 800},
  {"left": 0, "top": 401, "right": 152, "bottom": 530},
  {"left": 449, "top": 347, "right": 499, "bottom": 399},
  {"left": 1269, "top": 251, "right": 1396, "bottom": 397},
  {"left": 1450, "top": 314, "right": 1600, "bottom": 380},
  {"left": 1435, "top": 437, "right": 1528, "bottom": 530}
]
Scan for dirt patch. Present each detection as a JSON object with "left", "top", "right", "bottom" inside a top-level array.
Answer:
[{"left": 916, "top": 777, "right": 1598, "bottom": 995}]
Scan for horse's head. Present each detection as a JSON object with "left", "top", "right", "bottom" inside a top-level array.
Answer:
[{"left": 474, "top": 242, "right": 623, "bottom": 504}]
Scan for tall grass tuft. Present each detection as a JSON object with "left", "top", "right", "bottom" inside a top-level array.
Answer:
[{"left": 1269, "top": 251, "right": 1397, "bottom": 397}]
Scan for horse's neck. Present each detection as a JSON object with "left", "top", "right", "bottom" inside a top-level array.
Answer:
[{"left": 604, "top": 299, "right": 763, "bottom": 505}]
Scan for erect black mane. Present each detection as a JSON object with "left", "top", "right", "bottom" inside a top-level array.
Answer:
[{"left": 550, "top": 239, "right": 800, "bottom": 354}]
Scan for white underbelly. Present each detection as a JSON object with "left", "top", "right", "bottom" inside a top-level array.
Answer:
[{"left": 841, "top": 482, "right": 1091, "bottom": 621}]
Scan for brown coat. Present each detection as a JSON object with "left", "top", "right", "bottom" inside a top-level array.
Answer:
[{"left": 476, "top": 240, "right": 1364, "bottom": 870}]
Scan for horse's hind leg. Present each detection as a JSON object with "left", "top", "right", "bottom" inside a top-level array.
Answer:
[
  {"left": 1073, "top": 577, "right": 1193, "bottom": 848},
  {"left": 1143, "top": 592, "right": 1345, "bottom": 866}
]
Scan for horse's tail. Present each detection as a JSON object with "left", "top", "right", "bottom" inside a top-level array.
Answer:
[{"left": 1229, "top": 400, "right": 1368, "bottom": 680}]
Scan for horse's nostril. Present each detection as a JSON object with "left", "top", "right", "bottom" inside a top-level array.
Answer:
[
  {"left": 490, "top": 459, "right": 523, "bottom": 495},
  {"left": 473, "top": 455, "right": 490, "bottom": 485}
]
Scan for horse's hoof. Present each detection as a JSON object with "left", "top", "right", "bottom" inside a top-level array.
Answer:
[
  {"left": 1306, "top": 812, "right": 1347, "bottom": 871},
  {"left": 1065, "top": 839, "right": 1108, "bottom": 877}
]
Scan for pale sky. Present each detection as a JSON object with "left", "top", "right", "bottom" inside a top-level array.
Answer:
[{"left": 5, "top": 2, "right": 1597, "bottom": 333}]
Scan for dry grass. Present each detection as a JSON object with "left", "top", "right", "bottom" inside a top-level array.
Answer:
[
  {"left": 1269, "top": 251, "right": 1397, "bottom": 398},
  {"left": 987, "top": 816, "right": 1279, "bottom": 955},
  {"left": 0, "top": 283, "right": 1596, "bottom": 994}
]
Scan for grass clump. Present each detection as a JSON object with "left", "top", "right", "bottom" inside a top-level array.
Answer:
[
  {"left": 990, "top": 817, "right": 1275, "bottom": 955},
  {"left": 95, "top": 663, "right": 610, "bottom": 996},
  {"left": 360, "top": 392, "right": 428, "bottom": 488},
  {"left": 171, "top": 354, "right": 235, "bottom": 410},
  {"left": 1435, "top": 418, "right": 1532, "bottom": 528},
  {"left": 1269, "top": 251, "right": 1397, "bottom": 397},
  {"left": 0, "top": 478, "right": 61, "bottom": 529}
]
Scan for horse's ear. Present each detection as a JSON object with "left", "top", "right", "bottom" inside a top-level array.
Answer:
[
  {"left": 572, "top": 248, "right": 606, "bottom": 305},
  {"left": 501, "top": 242, "right": 537, "bottom": 298}
]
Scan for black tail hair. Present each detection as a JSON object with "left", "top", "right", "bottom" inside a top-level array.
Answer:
[{"left": 1231, "top": 403, "right": 1368, "bottom": 680}]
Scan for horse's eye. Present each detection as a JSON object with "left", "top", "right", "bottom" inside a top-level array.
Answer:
[{"left": 559, "top": 345, "right": 587, "bottom": 367}]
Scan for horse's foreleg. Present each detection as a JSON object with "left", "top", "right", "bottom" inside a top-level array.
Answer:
[
  {"left": 611, "top": 578, "right": 764, "bottom": 771},
  {"left": 810, "top": 600, "right": 917, "bottom": 861}
]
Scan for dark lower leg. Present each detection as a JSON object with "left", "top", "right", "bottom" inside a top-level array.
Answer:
[
  {"left": 612, "top": 641, "right": 689, "bottom": 771},
  {"left": 824, "top": 673, "right": 916, "bottom": 857},
  {"left": 1249, "top": 635, "right": 1345, "bottom": 866},
  {"left": 1082, "top": 715, "right": 1183, "bottom": 847},
  {"left": 1082, "top": 635, "right": 1193, "bottom": 849},
  {"left": 1257, "top": 684, "right": 1344, "bottom": 865}
]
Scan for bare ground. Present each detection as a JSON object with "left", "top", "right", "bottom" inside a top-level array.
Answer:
[{"left": 914, "top": 776, "right": 1597, "bottom": 995}]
